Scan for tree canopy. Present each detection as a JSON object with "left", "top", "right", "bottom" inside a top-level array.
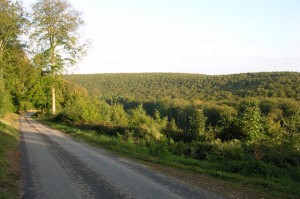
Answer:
[
  {"left": 65, "top": 72, "right": 300, "bottom": 102},
  {"left": 30, "top": 0, "right": 87, "bottom": 114}
]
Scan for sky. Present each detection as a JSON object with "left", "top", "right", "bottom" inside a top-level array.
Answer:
[{"left": 23, "top": 0, "right": 300, "bottom": 75}]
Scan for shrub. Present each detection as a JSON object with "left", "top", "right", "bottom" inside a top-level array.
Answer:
[
  {"left": 190, "top": 141, "right": 214, "bottom": 160},
  {"left": 170, "top": 141, "right": 189, "bottom": 156},
  {"left": 146, "top": 140, "right": 170, "bottom": 157},
  {"left": 217, "top": 117, "right": 246, "bottom": 141}
]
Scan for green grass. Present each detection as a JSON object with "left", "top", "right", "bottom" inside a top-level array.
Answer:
[
  {"left": 0, "top": 115, "right": 20, "bottom": 199},
  {"left": 39, "top": 118, "right": 300, "bottom": 199}
]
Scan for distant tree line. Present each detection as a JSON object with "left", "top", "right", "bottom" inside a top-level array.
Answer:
[{"left": 65, "top": 72, "right": 300, "bottom": 101}]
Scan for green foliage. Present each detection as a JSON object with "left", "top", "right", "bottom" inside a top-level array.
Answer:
[
  {"left": 189, "top": 141, "right": 214, "bottom": 160},
  {"left": 189, "top": 109, "right": 207, "bottom": 141},
  {"left": 129, "top": 104, "right": 150, "bottom": 128},
  {"left": 170, "top": 141, "right": 189, "bottom": 156},
  {"left": 218, "top": 117, "right": 245, "bottom": 141},
  {"left": 283, "top": 108, "right": 300, "bottom": 157},
  {"left": 58, "top": 93, "right": 102, "bottom": 124},
  {"left": 53, "top": 72, "right": 300, "bottom": 198},
  {"left": 64, "top": 72, "right": 300, "bottom": 101},
  {"left": 146, "top": 139, "right": 170, "bottom": 157},
  {"left": 110, "top": 103, "right": 129, "bottom": 126},
  {"left": 164, "top": 118, "right": 183, "bottom": 141},
  {"left": 241, "top": 104, "right": 264, "bottom": 144},
  {"left": 58, "top": 73, "right": 300, "bottom": 171},
  {"left": 0, "top": 0, "right": 35, "bottom": 113},
  {"left": 28, "top": 76, "right": 52, "bottom": 113},
  {"left": 30, "top": 0, "right": 86, "bottom": 71},
  {"left": 0, "top": 86, "right": 14, "bottom": 117},
  {"left": 42, "top": 118, "right": 300, "bottom": 198},
  {"left": 30, "top": 0, "right": 88, "bottom": 114},
  {"left": 19, "top": 101, "right": 34, "bottom": 111},
  {"left": 209, "top": 139, "right": 245, "bottom": 160},
  {"left": 128, "top": 104, "right": 166, "bottom": 140}
]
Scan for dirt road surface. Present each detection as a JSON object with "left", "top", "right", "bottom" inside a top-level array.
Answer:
[{"left": 20, "top": 113, "right": 225, "bottom": 199}]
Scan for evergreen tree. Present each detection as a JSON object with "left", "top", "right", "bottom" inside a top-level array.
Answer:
[
  {"left": 241, "top": 104, "right": 264, "bottom": 144},
  {"left": 241, "top": 104, "right": 265, "bottom": 160},
  {"left": 189, "top": 109, "right": 207, "bottom": 141}
]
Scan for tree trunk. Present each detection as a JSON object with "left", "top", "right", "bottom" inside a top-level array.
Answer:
[
  {"left": 0, "top": 41, "right": 4, "bottom": 79},
  {"left": 52, "top": 87, "right": 56, "bottom": 114},
  {"left": 50, "top": 39, "right": 56, "bottom": 115},
  {"left": 51, "top": 49, "right": 56, "bottom": 115}
]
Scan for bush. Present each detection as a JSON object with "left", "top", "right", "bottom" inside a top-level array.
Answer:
[
  {"left": 190, "top": 141, "right": 214, "bottom": 160},
  {"left": 170, "top": 141, "right": 189, "bottom": 156},
  {"left": 241, "top": 160, "right": 279, "bottom": 178},
  {"left": 217, "top": 118, "right": 246, "bottom": 141},
  {"left": 209, "top": 139, "right": 245, "bottom": 160},
  {"left": 54, "top": 112, "right": 75, "bottom": 123},
  {"left": 146, "top": 140, "right": 170, "bottom": 157}
]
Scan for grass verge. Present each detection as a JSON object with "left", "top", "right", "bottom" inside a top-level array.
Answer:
[
  {"left": 0, "top": 113, "right": 20, "bottom": 199},
  {"left": 38, "top": 117, "right": 299, "bottom": 199}
]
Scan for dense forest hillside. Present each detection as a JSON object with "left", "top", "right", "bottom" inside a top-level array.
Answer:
[
  {"left": 65, "top": 72, "right": 300, "bottom": 101},
  {"left": 61, "top": 72, "right": 300, "bottom": 198}
]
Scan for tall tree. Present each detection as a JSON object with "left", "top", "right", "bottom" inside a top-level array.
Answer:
[
  {"left": 0, "top": 0, "right": 28, "bottom": 114},
  {"left": 0, "top": 0, "right": 27, "bottom": 72},
  {"left": 30, "top": 0, "right": 87, "bottom": 114}
]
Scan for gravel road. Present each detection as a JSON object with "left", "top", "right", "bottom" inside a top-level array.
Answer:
[{"left": 20, "top": 113, "right": 225, "bottom": 199}]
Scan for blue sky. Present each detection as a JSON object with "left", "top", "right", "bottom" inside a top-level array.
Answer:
[{"left": 24, "top": 0, "right": 300, "bottom": 74}]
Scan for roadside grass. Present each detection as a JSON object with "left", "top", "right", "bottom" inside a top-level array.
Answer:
[
  {"left": 0, "top": 114, "right": 20, "bottom": 199},
  {"left": 39, "top": 118, "right": 299, "bottom": 199}
]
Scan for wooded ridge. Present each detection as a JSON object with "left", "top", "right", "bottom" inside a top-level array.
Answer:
[{"left": 65, "top": 72, "right": 300, "bottom": 101}]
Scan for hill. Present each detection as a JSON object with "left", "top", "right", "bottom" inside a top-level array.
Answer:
[{"left": 64, "top": 72, "right": 300, "bottom": 101}]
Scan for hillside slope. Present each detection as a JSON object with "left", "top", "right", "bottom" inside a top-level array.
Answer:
[{"left": 65, "top": 72, "right": 300, "bottom": 101}]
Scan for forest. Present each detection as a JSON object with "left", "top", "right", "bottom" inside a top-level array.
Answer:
[
  {"left": 64, "top": 73, "right": 300, "bottom": 149},
  {"left": 60, "top": 72, "right": 300, "bottom": 196},
  {"left": 0, "top": 0, "right": 299, "bottom": 197},
  {"left": 65, "top": 72, "right": 300, "bottom": 101}
]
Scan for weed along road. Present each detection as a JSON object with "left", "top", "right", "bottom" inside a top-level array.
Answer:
[{"left": 20, "top": 113, "right": 224, "bottom": 199}]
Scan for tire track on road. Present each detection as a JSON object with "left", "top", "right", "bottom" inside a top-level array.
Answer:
[{"left": 24, "top": 116, "right": 131, "bottom": 199}]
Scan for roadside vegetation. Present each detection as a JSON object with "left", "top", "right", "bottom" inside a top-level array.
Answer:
[
  {"left": 40, "top": 117, "right": 299, "bottom": 198},
  {"left": 0, "top": 114, "right": 20, "bottom": 199},
  {"left": 36, "top": 87, "right": 300, "bottom": 198}
]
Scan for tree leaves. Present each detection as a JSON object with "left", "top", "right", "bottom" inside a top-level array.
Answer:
[{"left": 30, "top": 0, "right": 86, "bottom": 73}]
